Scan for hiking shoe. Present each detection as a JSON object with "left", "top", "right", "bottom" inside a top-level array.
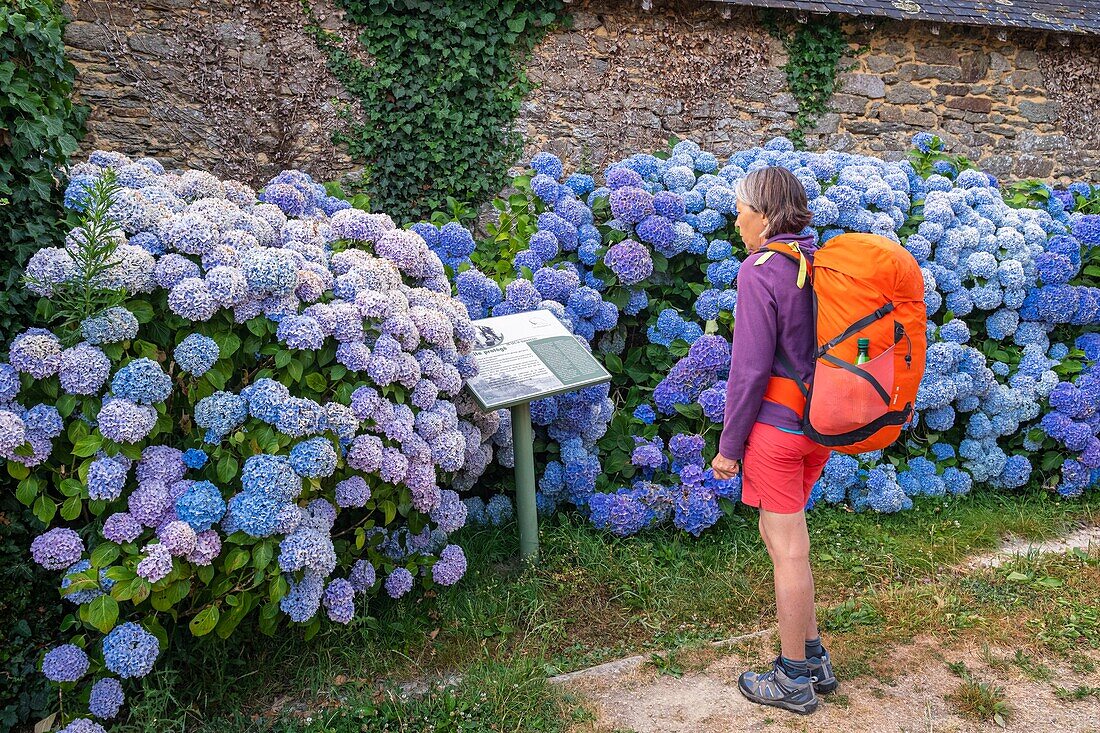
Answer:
[
  {"left": 808, "top": 649, "right": 838, "bottom": 694},
  {"left": 737, "top": 659, "right": 818, "bottom": 714}
]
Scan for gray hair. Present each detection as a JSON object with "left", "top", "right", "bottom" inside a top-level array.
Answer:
[{"left": 735, "top": 167, "right": 813, "bottom": 239}]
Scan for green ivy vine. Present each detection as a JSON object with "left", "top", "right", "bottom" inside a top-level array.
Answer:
[
  {"left": 305, "top": 0, "right": 565, "bottom": 223},
  {"left": 0, "top": 0, "right": 88, "bottom": 347},
  {"left": 762, "top": 12, "right": 851, "bottom": 148}
]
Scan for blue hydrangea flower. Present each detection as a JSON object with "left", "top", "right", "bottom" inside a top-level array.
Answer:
[
  {"left": 175, "top": 480, "right": 226, "bottom": 532},
  {"left": 102, "top": 622, "right": 160, "bottom": 679},
  {"left": 42, "top": 644, "right": 90, "bottom": 682},
  {"left": 173, "top": 334, "right": 220, "bottom": 376}
]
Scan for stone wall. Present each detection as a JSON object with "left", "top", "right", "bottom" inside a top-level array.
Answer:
[
  {"left": 64, "top": 0, "right": 1100, "bottom": 185},
  {"left": 63, "top": 0, "right": 361, "bottom": 186},
  {"left": 520, "top": 0, "right": 1100, "bottom": 182}
]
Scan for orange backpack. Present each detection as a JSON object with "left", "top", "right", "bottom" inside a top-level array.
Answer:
[{"left": 755, "top": 233, "right": 927, "bottom": 454}]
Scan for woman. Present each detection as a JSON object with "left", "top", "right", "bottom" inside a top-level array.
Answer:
[{"left": 710, "top": 166, "right": 836, "bottom": 715}]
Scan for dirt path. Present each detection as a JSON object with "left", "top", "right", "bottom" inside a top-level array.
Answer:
[
  {"left": 565, "top": 634, "right": 1100, "bottom": 733},
  {"left": 562, "top": 527, "right": 1100, "bottom": 733}
]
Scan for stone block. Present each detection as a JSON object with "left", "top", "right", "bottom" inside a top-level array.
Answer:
[
  {"left": 865, "top": 54, "right": 896, "bottom": 73},
  {"left": 64, "top": 21, "right": 114, "bottom": 52},
  {"left": 771, "top": 93, "right": 799, "bottom": 114},
  {"left": 982, "top": 154, "right": 1014, "bottom": 177},
  {"left": 846, "top": 119, "right": 908, "bottom": 135},
  {"left": 128, "top": 32, "right": 174, "bottom": 58},
  {"left": 878, "top": 106, "right": 937, "bottom": 127},
  {"left": 989, "top": 51, "right": 1011, "bottom": 71},
  {"left": 936, "top": 84, "right": 971, "bottom": 97},
  {"left": 1016, "top": 132, "right": 1070, "bottom": 153},
  {"left": 959, "top": 52, "right": 990, "bottom": 83},
  {"left": 911, "top": 63, "right": 962, "bottom": 82},
  {"left": 811, "top": 112, "right": 840, "bottom": 134},
  {"left": 885, "top": 82, "right": 932, "bottom": 104},
  {"left": 1007, "top": 70, "right": 1045, "bottom": 89},
  {"left": 884, "top": 41, "right": 909, "bottom": 57},
  {"left": 976, "top": 123, "right": 1016, "bottom": 137},
  {"left": 838, "top": 73, "right": 885, "bottom": 99},
  {"left": 1013, "top": 154, "right": 1054, "bottom": 177},
  {"left": 915, "top": 45, "right": 959, "bottom": 66},
  {"left": 572, "top": 11, "right": 603, "bottom": 31},
  {"left": 946, "top": 96, "right": 993, "bottom": 114},
  {"left": 1018, "top": 100, "right": 1058, "bottom": 123},
  {"left": 1014, "top": 49, "right": 1039, "bottom": 69},
  {"left": 828, "top": 93, "right": 869, "bottom": 115}
]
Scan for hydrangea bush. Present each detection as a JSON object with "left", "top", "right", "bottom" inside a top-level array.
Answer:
[
  {"left": 437, "top": 134, "right": 1099, "bottom": 537},
  {"left": 8, "top": 153, "right": 496, "bottom": 728}
]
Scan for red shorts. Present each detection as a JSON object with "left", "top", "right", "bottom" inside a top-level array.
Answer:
[{"left": 741, "top": 422, "right": 832, "bottom": 514}]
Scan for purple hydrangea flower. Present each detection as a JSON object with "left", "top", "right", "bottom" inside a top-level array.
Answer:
[
  {"left": 323, "top": 578, "right": 356, "bottom": 624},
  {"left": 348, "top": 559, "right": 376, "bottom": 593},
  {"left": 9, "top": 329, "right": 62, "bottom": 379},
  {"left": 335, "top": 476, "right": 371, "bottom": 508},
  {"left": 431, "top": 544, "right": 467, "bottom": 586},
  {"left": 89, "top": 677, "right": 125, "bottom": 719},
  {"left": 603, "top": 239, "right": 653, "bottom": 285},
  {"left": 136, "top": 543, "right": 173, "bottom": 582},
  {"left": 59, "top": 343, "right": 111, "bottom": 395},
  {"left": 97, "top": 399, "right": 158, "bottom": 443},
  {"left": 30, "top": 527, "right": 84, "bottom": 570},
  {"left": 42, "top": 644, "right": 90, "bottom": 682},
  {"left": 102, "top": 512, "right": 143, "bottom": 543},
  {"left": 384, "top": 567, "right": 414, "bottom": 598}
]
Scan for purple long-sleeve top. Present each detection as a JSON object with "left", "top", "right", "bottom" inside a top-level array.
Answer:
[{"left": 718, "top": 233, "right": 818, "bottom": 461}]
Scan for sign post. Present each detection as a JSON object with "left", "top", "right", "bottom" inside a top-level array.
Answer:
[
  {"left": 464, "top": 309, "right": 611, "bottom": 562},
  {"left": 510, "top": 401, "right": 539, "bottom": 561}
]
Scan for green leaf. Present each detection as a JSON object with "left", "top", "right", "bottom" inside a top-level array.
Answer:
[
  {"left": 60, "top": 495, "right": 82, "bottom": 521},
  {"left": 217, "top": 456, "right": 239, "bottom": 484},
  {"left": 86, "top": 595, "right": 119, "bottom": 634},
  {"left": 15, "top": 478, "right": 37, "bottom": 506},
  {"left": 106, "top": 566, "right": 136, "bottom": 583},
  {"left": 305, "top": 372, "right": 327, "bottom": 392},
  {"left": 91, "top": 543, "right": 120, "bottom": 568},
  {"left": 189, "top": 606, "right": 220, "bottom": 637},
  {"left": 216, "top": 599, "right": 249, "bottom": 639},
  {"left": 223, "top": 548, "right": 250, "bottom": 574},
  {"left": 288, "top": 359, "right": 304, "bottom": 383},
  {"left": 128, "top": 300, "right": 155, "bottom": 323},
  {"left": 253, "top": 540, "right": 273, "bottom": 572},
  {"left": 71, "top": 434, "right": 103, "bottom": 458},
  {"left": 59, "top": 478, "right": 83, "bottom": 497},
  {"left": 33, "top": 495, "right": 57, "bottom": 524},
  {"left": 7, "top": 461, "right": 30, "bottom": 481}
]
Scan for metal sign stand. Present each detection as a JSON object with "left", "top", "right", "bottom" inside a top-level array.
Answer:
[{"left": 510, "top": 402, "right": 539, "bottom": 562}]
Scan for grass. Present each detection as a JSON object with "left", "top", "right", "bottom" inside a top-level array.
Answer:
[
  {"left": 945, "top": 662, "right": 1011, "bottom": 728},
  {"left": 1053, "top": 685, "right": 1100, "bottom": 701},
  {"left": 113, "top": 489, "right": 1099, "bottom": 732}
]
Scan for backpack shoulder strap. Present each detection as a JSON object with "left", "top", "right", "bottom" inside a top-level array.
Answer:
[{"left": 752, "top": 242, "right": 811, "bottom": 289}]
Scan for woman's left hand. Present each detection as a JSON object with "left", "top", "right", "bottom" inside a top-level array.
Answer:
[{"left": 711, "top": 454, "right": 740, "bottom": 480}]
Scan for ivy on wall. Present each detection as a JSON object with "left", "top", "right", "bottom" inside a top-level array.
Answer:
[
  {"left": 762, "top": 11, "right": 851, "bottom": 148},
  {"left": 0, "top": 0, "right": 88, "bottom": 347},
  {"left": 306, "top": 0, "right": 565, "bottom": 223}
]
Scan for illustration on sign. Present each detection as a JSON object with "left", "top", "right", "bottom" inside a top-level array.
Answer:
[{"left": 465, "top": 310, "right": 611, "bottom": 411}]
